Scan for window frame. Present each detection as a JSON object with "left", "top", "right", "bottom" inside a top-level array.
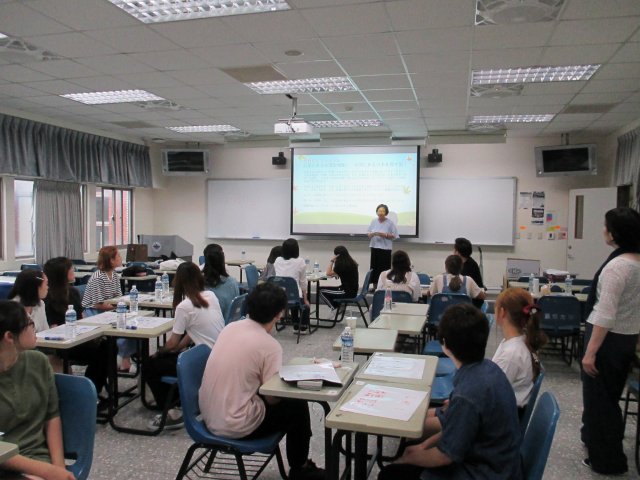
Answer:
[
  {"left": 95, "top": 185, "right": 133, "bottom": 250},
  {"left": 14, "top": 178, "right": 35, "bottom": 259}
]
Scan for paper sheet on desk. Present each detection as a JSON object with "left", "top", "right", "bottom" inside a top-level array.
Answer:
[
  {"left": 364, "top": 356, "right": 425, "bottom": 380},
  {"left": 82, "top": 311, "right": 144, "bottom": 325},
  {"left": 340, "top": 384, "right": 427, "bottom": 421},
  {"left": 37, "top": 324, "right": 100, "bottom": 339},
  {"left": 279, "top": 364, "right": 342, "bottom": 385},
  {"left": 135, "top": 317, "right": 173, "bottom": 329}
]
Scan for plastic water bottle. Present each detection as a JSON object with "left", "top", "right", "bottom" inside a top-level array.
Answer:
[
  {"left": 116, "top": 301, "right": 127, "bottom": 330},
  {"left": 161, "top": 272, "right": 170, "bottom": 297},
  {"left": 384, "top": 288, "right": 392, "bottom": 311},
  {"left": 154, "top": 278, "right": 163, "bottom": 301},
  {"left": 313, "top": 260, "right": 320, "bottom": 274},
  {"left": 129, "top": 285, "right": 139, "bottom": 314},
  {"left": 65, "top": 305, "right": 77, "bottom": 338},
  {"left": 565, "top": 275, "right": 573, "bottom": 295},
  {"left": 305, "top": 258, "right": 311, "bottom": 274},
  {"left": 528, "top": 273, "right": 535, "bottom": 292},
  {"left": 241, "top": 250, "right": 246, "bottom": 260},
  {"left": 341, "top": 327, "right": 354, "bottom": 364}
]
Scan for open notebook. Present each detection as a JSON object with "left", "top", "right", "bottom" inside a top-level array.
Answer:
[{"left": 279, "top": 363, "right": 342, "bottom": 386}]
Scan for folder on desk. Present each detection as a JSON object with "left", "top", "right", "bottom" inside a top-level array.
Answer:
[{"left": 279, "top": 364, "right": 342, "bottom": 386}]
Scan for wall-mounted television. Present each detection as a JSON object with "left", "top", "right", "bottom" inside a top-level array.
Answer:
[
  {"left": 535, "top": 144, "right": 597, "bottom": 177},
  {"left": 161, "top": 149, "right": 210, "bottom": 175}
]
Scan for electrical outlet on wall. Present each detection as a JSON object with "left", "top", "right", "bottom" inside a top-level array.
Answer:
[{"left": 547, "top": 232, "right": 556, "bottom": 240}]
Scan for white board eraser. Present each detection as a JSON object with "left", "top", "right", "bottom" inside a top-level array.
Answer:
[{"left": 297, "top": 380, "right": 323, "bottom": 391}]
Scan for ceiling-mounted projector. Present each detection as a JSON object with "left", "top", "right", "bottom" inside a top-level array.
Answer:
[{"left": 274, "top": 118, "right": 314, "bottom": 135}]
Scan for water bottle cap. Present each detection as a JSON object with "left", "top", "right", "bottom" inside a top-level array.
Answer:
[
  {"left": 68, "top": 305, "right": 74, "bottom": 310},
  {"left": 344, "top": 326, "right": 351, "bottom": 333}
]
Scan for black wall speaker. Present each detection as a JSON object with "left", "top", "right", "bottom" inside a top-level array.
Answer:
[
  {"left": 272, "top": 152, "right": 287, "bottom": 165},
  {"left": 427, "top": 148, "right": 442, "bottom": 163}
]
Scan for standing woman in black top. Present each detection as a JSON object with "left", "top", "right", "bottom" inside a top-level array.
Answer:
[
  {"left": 43, "top": 257, "right": 108, "bottom": 397},
  {"left": 454, "top": 237, "right": 485, "bottom": 308},
  {"left": 319, "top": 246, "right": 359, "bottom": 309}
]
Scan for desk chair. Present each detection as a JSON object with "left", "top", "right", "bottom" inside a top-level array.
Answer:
[
  {"left": 517, "top": 276, "right": 549, "bottom": 284},
  {"left": 175, "top": 345, "right": 287, "bottom": 480},
  {"left": 422, "top": 294, "right": 471, "bottom": 356},
  {"left": 435, "top": 357, "right": 456, "bottom": 377},
  {"left": 430, "top": 372, "right": 454, "bottom": 406},
  {"left": 537, "top": 296, "right": 582, "bottom": 366},
  {"left": 239, "top": 264, "right": 259, "bottom": 294},
  {"left": 21, "top": 263, "right": 42, "bottom": 271},
  {"left": 0, "top": 283, "right": 12, "bottom": 300},
  {"left": 549, "top": 284, "right": 563, "bottom": 293},
  {"left": 268, "top": 276, "right": 312, "bottom": 344},
  {"left": 225, "top": 293, "right": 248, "bottom": 325},
  {"left": 520, "top": 367, "right": 545, "bottom": 438},
  {"left": 572, "top": 278, "right": 592, "bottom": 287},
  {"left": 1, "top": 271, "right": 19, "bottom": 276},
  {"left": 521, "top": 392, "right": 560, "bottom": 480},
  {"left": 71, "top": 259, "right": 89, "bottom": 265},
  {"left": 370, "top": 290, "right": 413, "bottom": 323},
  {"left": 55, "top": 374, "right": 97, "bottom": 480},
  {"left": 417, "top": 273, "right": 431, "bottom": 286},
  {"left": 623, "top": 365, "right": 640, "bottom": 475},
  {"left": 332, "top": 270, "right": 372, "bottom": 327}
]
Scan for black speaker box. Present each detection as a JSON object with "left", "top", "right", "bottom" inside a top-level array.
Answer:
[
  {"left": 272, "top": 153, "right": 286, "bottom": 165},
  {"left": 427, "top": 149, "right": 442, "bottom": 163}
]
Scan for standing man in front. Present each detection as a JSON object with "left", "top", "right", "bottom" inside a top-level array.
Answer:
[{"left": 368, "top": 204, "right": 398, "bottom": 287}]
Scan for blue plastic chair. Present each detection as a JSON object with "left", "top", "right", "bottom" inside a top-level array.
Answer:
[
  {"left": 417, "top": 273, "right": 431, "bottom": 286},
  {"left": 1, "top": 271, "right": 20, "bottom": 277},
  {"left": 267, "top": 276, "right": 310, "bottom": 344},
  {"left": 430, "top": 372, "right": 454, "bottom": 405},
  {"left": 521, "top": 392, "right": 560, "bottom": 480},
  {"left": 422, "top": 294, "right": 471, "bottom": 356},
  {"left": 0, "top": 283, "right": 13, "bottom": 300},
  {"left": 623, "top": 369, "right": 640, "bottom": 475},
  {"left": 537, "top": 295, "right": 582, "bottom": 365},
  {"left": 239, "top": 264, "right": 259, "bottom": 294},
  {"left": 175, "top": 345, "right": 287, "bottom": 480},
  {"left": 333, "top": 270, "right": 372, "bottom": 327},
  {"left": 435, "top": 357, "right": 456, "bottom": 377},
  {"left": 199, "top": 255, "right": 205, "bottom": 266},
  {"left": 71, "top": 259, "right": 88, "bottom": 265},
  {"left": 520, "top": 367, "right": 545, "bottom": 437},
  {"left": 55, "top": 374, "right": 97, "bottom": 480},
  {"left": 21, "top": 263, "right": 42, "bottom": 271},
  {"left": 518, "top": 276, "right": 549, "bottom": 284},
  {"left": 370, "top": 289, "right": 414, "bottom": 323},
  {"left": 225, "top": 293, "right": 248, "bottom": 325}
]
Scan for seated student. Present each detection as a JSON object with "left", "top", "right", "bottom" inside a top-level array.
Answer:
[
  {"left": 199, "top": 283, "right": 324, "bottom": 480},
  {"left": 429, "top": 255, "right": 486, "bottom": 302},
  {"left": 376, "top": 250, "right": 421, "bottom": 302},
  {"left": 454, "top": 237, "right": 485, "bottom": 308},
  {"left": 258, "top": 245, "right": 282, "bottom": 283},
  {"left": 144, "top": 262, "right": 224, "bottom": 430},
  {"left": 203, "top": 244, "right": 239, "bottom": 321},
  {"left": 319, "top": 246, "right": 359, "bottom": 309},
  {"left": 274, "top": 238, "right": 310, "bottom": 331},
  {"left": 8, "top": 270, "right": 49, "bottom": 333},
  {"left": 82, "top": 246, "right": 136, "bottom": 373},
  {"left": 378, "top": 304, "right": 522, "bottom": 480},
  {"left": 44, "top": 257, "right": 108, "bottom": 398},
  {"left": 0, "top": 300, "right": 75, "bottom": 480},
  {"left": 492, "top": 288, "right": 547, "bottom": 417}
]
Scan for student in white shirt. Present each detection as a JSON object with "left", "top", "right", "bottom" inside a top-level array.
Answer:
[
  {"left": 274, "top": 238, "right": 310, "bottom": 331},
  {"left": 144, "top": 261, "right": 224, "bottom": 430},
  {"left": 8, "top": 270, "right": 49, "bottom": 333},
  {"left": 492, "top": 287, "right": 547, "bottom": 416},
  {"left": 376, "top": 250, "right": 421, "bottom": 302},
  {"left": 429, "top": 255, "right": 485, "bottom": 302}
]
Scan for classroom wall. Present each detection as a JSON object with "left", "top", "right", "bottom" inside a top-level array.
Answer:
[{"left": 146, "top": 133, "right": 615, "bottom": 288}]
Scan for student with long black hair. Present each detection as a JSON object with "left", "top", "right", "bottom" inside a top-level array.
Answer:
[
  {"left": 274, "top": 238, "right": 310, "bottom": 331},
  {"left": 429, "top": 255, "right": 485, "bottom": 302},
  {"left": 376, "top": 250, "right": 421, "bottom": 302},
  {"left": 203, "top": 244, "right": 239, "bottom": 321},
  {"left": 319, "top": 245, "right": 359, "bottom": 309},
  {"left": 8, "top": 270, "right": 49, "bottom": 333}
]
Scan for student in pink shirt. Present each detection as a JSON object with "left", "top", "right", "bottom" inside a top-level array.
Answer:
[{"left": 198, "top": 283, "right": 324, "bottom": 480}]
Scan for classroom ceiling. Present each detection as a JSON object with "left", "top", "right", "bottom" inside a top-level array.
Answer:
[{"left": 0, "top": 0, "right": 639, "bottom": 145}]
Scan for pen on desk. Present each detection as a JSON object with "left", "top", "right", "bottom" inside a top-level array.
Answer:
[{"left": 44, "top": 336, "right": 65, "bottom": 341}]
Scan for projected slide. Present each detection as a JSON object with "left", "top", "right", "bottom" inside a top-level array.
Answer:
[{"left": 291, "top": 146, "right": 419, "bottom": 236}]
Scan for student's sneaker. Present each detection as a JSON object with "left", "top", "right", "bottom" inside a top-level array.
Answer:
[
  {"left": 582, "top": 458, "right": 627, "bottom": 476},
  {"left": 289, "top": 460, "right": 325, "bottom": 480},
  {"left": 147, "top": 408, "right": 183, "bottom": 431}
]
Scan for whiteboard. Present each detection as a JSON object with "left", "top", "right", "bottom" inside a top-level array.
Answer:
[
  {"left": 417, "top": 177, "right": 516, "bottom": 246},
  {"left": 206, "top": 178, "right": 290, "bottom": 239}
]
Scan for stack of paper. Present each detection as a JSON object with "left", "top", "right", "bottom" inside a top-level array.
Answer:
[
  {"left": 279, "top": 364, "right": 342, "bottom": 385},
  {"left": 364, "top": 356, "right": 425, "bottom": 380}
]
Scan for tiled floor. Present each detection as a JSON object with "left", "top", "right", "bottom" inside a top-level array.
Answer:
[{"left": 89, "top": 305, "right": 640, "bottom": 479}]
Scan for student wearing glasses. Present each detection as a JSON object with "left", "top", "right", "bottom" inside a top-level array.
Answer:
[{"left": 0, "top": 300, "right": 75, "bottom": 480}]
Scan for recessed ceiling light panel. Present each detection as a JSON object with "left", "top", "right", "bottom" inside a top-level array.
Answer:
[
  {"left": 310, "top": 120, "right": 384, "bottom": 128},
  {"left": 108, "top": 0, "right": 291, "bottom": 23},
  {"left": 472, "top": 65, "right": 600, "bottom": 85},
  {"left": 0, "top": 33, "right": 8, "bottom": 39},
  {"left": 61, "top": 89, "right": 164, "bottom": 105},
  {"left": 476, "top": 0, "right": 565, "bottom": 26},
  {"left": 469, "top": 114, "right": 554, "bottom": 124},
  {"left": 245, "top": 77, "right": 356, "bottom": 94},
  {"left": 166, "top": 125, "right": 241, "bottom": 133}
]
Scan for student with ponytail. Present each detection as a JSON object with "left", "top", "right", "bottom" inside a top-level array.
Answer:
[
  {"left": 429, "top": 255, "right": 485, "bottom": 302},
  {"left": 492, "top": 288, "right": 547, "bottom": 417}
]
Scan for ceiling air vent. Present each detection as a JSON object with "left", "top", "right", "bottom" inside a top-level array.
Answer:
[
  {"left": 467, "top": 123, "right": 507, "bottom": 133},
  {"left": 562, "top": 104, "right": 615, "bottom": 114},
  {"left": 132, "top": 100, "right": 185, "bottom": 111},
  {"left": 476, "top": 0, "right": 565, "bottom": 26},
  {"left": 0, "top": 36, "right": 63, "bottom": 62},
  {"left": 470, "top": 84, "right": 524, "bottom": 98}
]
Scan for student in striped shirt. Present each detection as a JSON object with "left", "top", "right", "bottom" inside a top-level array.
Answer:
[{"left": 82, "top": 246, "right": 136, "bottom": 372}]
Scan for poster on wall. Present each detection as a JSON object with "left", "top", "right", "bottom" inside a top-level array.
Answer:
[
  {"left": 519, "top": 192, "right": 532, "bottom": 209},
  {"left": 531, "top": 191, "right": 545, "bottom": 225}
]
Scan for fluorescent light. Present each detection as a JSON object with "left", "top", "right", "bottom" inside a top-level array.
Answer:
[
  {"left": 0, "top": 33, "right": 8, "bottom": 39},
  {"left": 472, "top": 65, "right": 600, "bottom": 85},
  {"left": 166, "top": 125, "right": 241, "bottom": 133},
  {"left": 61, "top": 89, "right": 164, "bottom": 105},
  {"left": 310, "top": 120, "right": 384, "bottom": 128},
  {"left": 469, "top": 114, "right": 554, "bottom": 124},
  {"left": 245, "top": 77, "right": 356, "bottom": 94},
  {"left": 108, "top": 0, "right": 290, "bottom": 23}
]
